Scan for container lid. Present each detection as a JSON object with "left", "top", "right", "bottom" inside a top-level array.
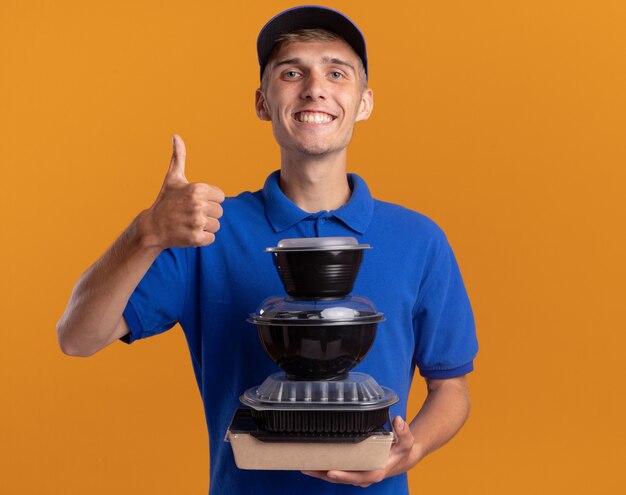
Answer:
[
  {"left": 240, "top": 372, "right": 400, "bottom": 411},
  {"left": 266, "top": 236, "right": 371, "bottom": 252},
  {"left": 248, "top": 296, "right": 385, "bottom": 326}
]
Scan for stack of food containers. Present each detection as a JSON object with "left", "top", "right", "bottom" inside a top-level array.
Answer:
[{"left": 227, "top": 237, "right": 398, "bottom": 470}]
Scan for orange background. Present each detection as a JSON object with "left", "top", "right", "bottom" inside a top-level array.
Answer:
[{"left": 1, "top": 1, "right": 625, "bottom": 493}]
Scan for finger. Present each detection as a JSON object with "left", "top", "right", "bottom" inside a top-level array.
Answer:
[
  {"left": 390, "top": 416, "right": 415, "bottom": 453},
  {"left": 210, "top": 184, "right": 226, "bottom": 203},
  {"left": 200, "top": 185, "right": 226, "bottom": 204},
  {"left": 325, "top": 469, "right": 382, "bottom": 487},
  {"left": 301, "top": 471, "right": 340, "bottom": 483},
  {"left": 191, "top": 231, "right": 215, "bottom": 247},
  {"left": 203, "top": 217, "right": 221, "bottom": 234},
  {"left": 302, "top": 469, "right": 380, "bottom": 487},
  {"left": 204, "top": 201, "right": 224, "bottom": 220},
  {"left": 164, "top": 134, "right": 188, "bottom": 186},
  {"left": 188, "top": 183, "right": 226, "bottom": 204}
]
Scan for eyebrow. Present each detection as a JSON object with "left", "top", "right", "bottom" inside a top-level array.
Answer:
[{"left": 273, "top": 56, "right": 356, "bottom": 73}]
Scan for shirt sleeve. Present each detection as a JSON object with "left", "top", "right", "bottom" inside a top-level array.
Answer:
[
  {"left": 413, "top": 234, "right": 478, "bottom": 379},
  {"left": 120, "top": 247, "right": 188, "bottom": 344}
]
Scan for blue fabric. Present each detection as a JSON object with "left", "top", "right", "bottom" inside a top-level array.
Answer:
[{"left": 122, "top": 170, "right": 478, "bottom": 495}]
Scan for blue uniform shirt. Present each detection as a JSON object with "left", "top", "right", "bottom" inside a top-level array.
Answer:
[{"left": 122, "top": 170, "right": 478, "bottom": 495}]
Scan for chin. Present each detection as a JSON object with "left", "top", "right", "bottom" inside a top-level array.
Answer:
[
  {"left": 296, "top": 144, "right": 333, "bottom": 156},
  {"left": 293, "top": 138, "right": 347, "bottom": 156}
]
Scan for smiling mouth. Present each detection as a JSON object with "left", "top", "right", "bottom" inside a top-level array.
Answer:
[{"left": 293, "top": 111, "right": 337, "bottom": 124}]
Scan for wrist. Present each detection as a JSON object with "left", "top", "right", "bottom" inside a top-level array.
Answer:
[
  {"left": 133, "top": 209, "right": 165, "bottom": 253},
  {"left": 410, "top": 441, "right": 426, "bottom": 466}
]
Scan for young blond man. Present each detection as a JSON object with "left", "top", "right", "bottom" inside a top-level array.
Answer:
[{"left": 58, "top": 6, "right": 478, "bottom": 494}]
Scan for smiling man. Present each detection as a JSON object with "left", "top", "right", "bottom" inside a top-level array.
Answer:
[
  {"left": 57, "top": 5, "right": 478, "bottom": 495},
  {"left": 257, "top": 34, "right": 371, "bottom": 159}
]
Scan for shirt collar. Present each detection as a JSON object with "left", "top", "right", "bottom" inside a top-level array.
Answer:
[{"left": 262, "top": 170, "right": 374, "bottom": 234}]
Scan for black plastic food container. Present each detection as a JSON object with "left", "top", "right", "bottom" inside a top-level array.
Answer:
[
  {"left": 249, "top": 297, "right": 385, "bottom": 380},
  {"left": 249, "top": 408, "right": 391, "bottom": 433},
  {"left": 240, "top": 372, "right": 400, "bottom": 433},
  {"left": 266, "top": 237, "right": 371, "bottom": 298}
]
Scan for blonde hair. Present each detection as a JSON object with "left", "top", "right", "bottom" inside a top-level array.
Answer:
[{"left": 260, "top": 28, "right": 367, "bottom": 91}]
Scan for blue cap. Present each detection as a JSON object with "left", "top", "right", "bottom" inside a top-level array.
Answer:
[{"left": 257, "top": 5, "right": 368, "bottom": 81}]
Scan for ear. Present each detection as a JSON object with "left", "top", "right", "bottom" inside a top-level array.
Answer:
[
  {"left": 255, "top": 89, "right": 271, "bottom": 121},
  {"left": 355, "top": 87, "right": 374, "bottom": 122}
]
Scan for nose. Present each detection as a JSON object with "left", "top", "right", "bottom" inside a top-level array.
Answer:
[{"left": 300, "top": 71, "right": 326, "bottom": 101}]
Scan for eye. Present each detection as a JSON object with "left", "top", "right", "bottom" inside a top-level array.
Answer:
[
  {"left": 329, "top": 71, "right": 344, "bottom": 79},
  {"left": 282, "top": 70, "right": 301, "bottom": 79}
]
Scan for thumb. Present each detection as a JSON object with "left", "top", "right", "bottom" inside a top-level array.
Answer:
[
  {"left": 391, "top": 416, "right": 414, "bottom": 452},
  {"left": 163, "top": 134, "right": 188, "bottom": 186}
]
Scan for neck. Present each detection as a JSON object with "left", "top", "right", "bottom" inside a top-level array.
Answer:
[{"left": 279, "top": 149, "right": 351, "bottom": 213}]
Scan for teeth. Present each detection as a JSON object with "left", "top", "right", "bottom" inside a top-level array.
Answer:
[{"left": 296, "top": 112, "right": 334, "bottom": 123}]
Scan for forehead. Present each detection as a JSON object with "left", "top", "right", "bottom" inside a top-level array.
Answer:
[{"left": 269, "top": 38, "right": 360, "bottom": 67}]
